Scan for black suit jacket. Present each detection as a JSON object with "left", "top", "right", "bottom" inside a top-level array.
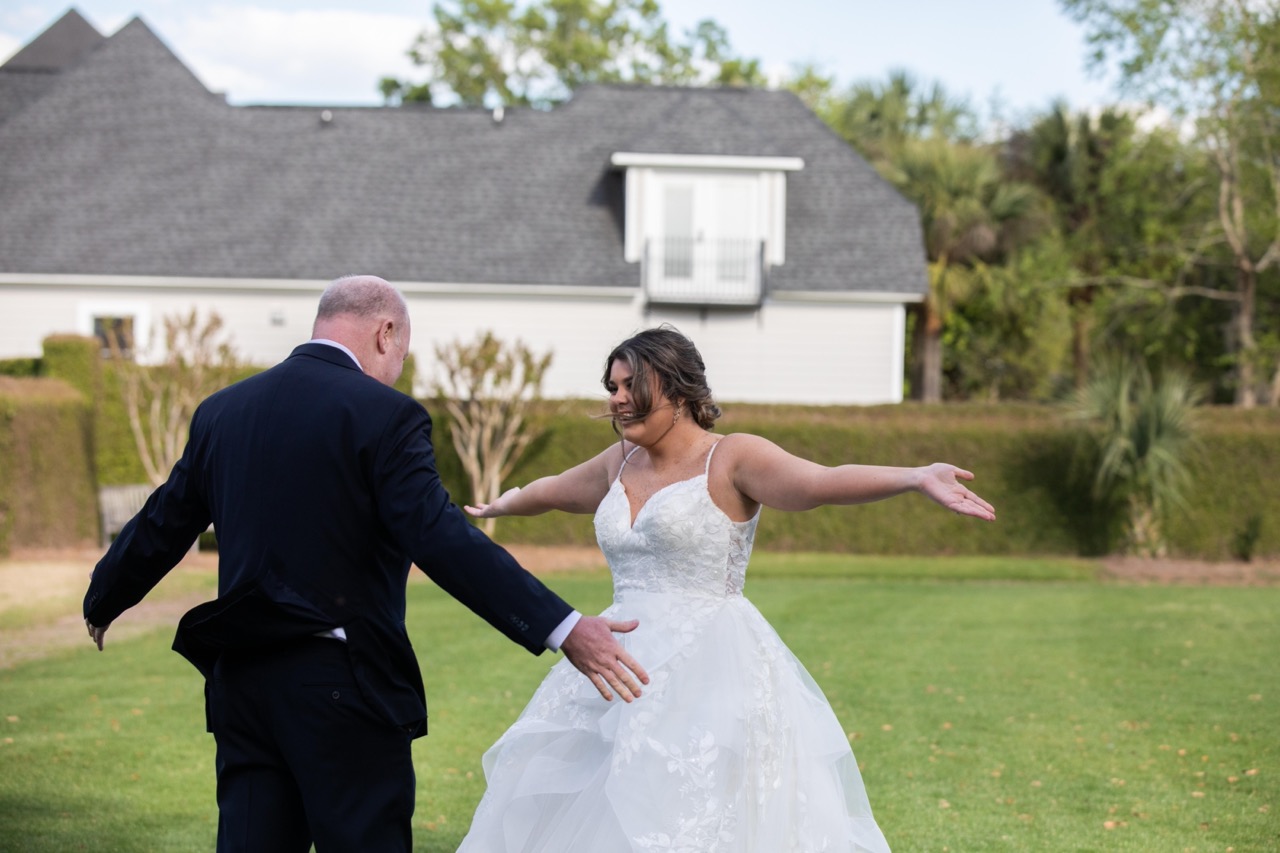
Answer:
[{"left": 84, "top": 342, "right": 572, "bottom": 736}]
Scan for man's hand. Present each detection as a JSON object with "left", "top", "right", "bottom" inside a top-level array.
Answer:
[
  {"left": 85, "top": 618, "right": 109, "bottom": 651},
  {"left": 559, "top": 615, "right": 650, "bottom": 703}
]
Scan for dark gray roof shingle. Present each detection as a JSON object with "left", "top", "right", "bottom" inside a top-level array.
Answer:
[
  {"left": 2, "top": 8, "right": 103, "bottom": 72},
  {"left": 0, "top": 13, "right": 926, "bottom": 297}
]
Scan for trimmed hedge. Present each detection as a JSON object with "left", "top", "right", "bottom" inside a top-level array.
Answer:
[
  {"left": 0, "top": 357, "right": 40, "bottom": 378},
  {"left": 0, "top": 377, "right": 97, "bottom": 555},
  {"left": 12, "top": 331, "right": 1274, "bottom": 560},
  {"left": 462, "top": 401, "right": 1280, "bottom": 560},
  {"left": 40, "top": 335, "right": 148, "bottom": 485}
]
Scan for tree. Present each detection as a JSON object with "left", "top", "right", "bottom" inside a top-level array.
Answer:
[
  {"left": 107, "top": 310, "right": 242, "bottom": 487},
  {"left": 382, "top": 0, "right": 763, "bottom": 108},
  {"left": 1069, "top": 355, "right": 1202, "bottom": 556},
  {"left": 886, "top": 139, "right": 1048, "bottom": 402},
  {"left": 793, "top": 69, "right": 978, "bottom": 167},
  {"left": 945, "top": 248, "right": 1073, "bottom": 401},
  {"left": 1062, "top": 0, "right": 1280, "bottom": 406},
  {"left": 1006, "top": 102, "right": 1212, "bottom": 389},
  {"left": 432, "top": 331, "right": 552, "bottom": 535}
]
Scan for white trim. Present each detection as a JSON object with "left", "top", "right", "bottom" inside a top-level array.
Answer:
[
  {"left": 1, "top": 273, "right": 921, "bottom": 304},
  {"left": 0, "top": 273, "right": 639, "bottom": 301},
  {"left": 0, "top": 273, "right": 328, "bottom": 292},
  {"left": 623, "top": 167, "right": 642, "bottom": 264},
  {"left": 890, "top": 302, "right": 906, "bottom": 404},
  {"left": 611, "top": 152, "right": 804, "bottom": 172},
  {"left": 769, "top": 289, "right": 925, "bottom": 304},
  {"left": 768, "top": 171, "right": 787, "bottom": 265}
]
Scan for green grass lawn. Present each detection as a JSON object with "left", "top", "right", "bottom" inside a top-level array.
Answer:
[{"left": 1, "top": 556, "right": 1275, "bottom": 852}]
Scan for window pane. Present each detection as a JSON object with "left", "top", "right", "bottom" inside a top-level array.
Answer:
[{"left": 94, "top": 315, "right": 135, "bottom": 359}]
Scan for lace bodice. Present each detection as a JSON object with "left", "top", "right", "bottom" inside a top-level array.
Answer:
[{"left": 594, "top": 442, "right": 760, "bottom": 599}]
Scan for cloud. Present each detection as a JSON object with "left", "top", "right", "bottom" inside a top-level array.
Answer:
[{"left": 0, "top": 32, "right": 19, "bottom": 63}]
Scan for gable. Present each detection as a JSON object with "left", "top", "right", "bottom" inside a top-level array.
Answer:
[{"left": 2, "top": 9, "right": 103, "bottom": 72}]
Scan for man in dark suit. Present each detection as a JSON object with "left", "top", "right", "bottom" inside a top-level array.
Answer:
[{"left": 84, "top": 274, "right": 647, "bottom": 852}]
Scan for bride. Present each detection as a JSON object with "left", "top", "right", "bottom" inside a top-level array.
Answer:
[{"left": 458, "top": 326, "right": 996, "bottom": 852}]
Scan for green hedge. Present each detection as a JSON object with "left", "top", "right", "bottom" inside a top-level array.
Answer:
[
  {"left": 40, "top": 335, "right": 148, "bottom": 485},
  {"left": 18, "top": 331, "right": 1275, "bottom": 561},
  {"left": 0, "top": 377, "right": 97, "bottom": 555},
  {"left": 0, "top": 357, "right": 40, "bottom": 378},
  {"left": 451, "top": 401, "right": 1280, "bottom": 561}
]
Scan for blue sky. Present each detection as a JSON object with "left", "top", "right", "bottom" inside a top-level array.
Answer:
[{"left": 1, "top": 1, "right": 1119, "bottom": 122}]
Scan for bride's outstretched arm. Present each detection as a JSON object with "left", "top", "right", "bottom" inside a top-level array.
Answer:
[
  {"left": 727, "top": 433, "right": 997, "bottom": 521},
  {"left": 465, "top": 445, "right": 618, "bottom": 518}
]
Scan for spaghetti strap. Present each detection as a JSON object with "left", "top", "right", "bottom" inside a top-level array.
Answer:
[
  {"left": 617, "top": 444, "right": 642, "bottom": 480},
  {"left": 704, "top": 436, "right": 724, "bottom": 476}
]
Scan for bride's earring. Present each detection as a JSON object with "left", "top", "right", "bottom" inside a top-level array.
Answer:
[{"left": 674, "top": 405, "right": 682, "bottom": 423}]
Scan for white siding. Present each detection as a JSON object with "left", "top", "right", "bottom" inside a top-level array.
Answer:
[
  {"left": 0, "top": 279, "right": 908, "bottom": 405},
  {"left": 642, "top": 300, "right": 905, "bottom": 405}
]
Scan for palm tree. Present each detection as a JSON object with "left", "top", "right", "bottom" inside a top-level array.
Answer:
[
  {"left": 820, "top": 70, "right": 976, "bottom": 166},
  {"left": 888, "top": 139, "right": 1044, "bottom": 402},
  {"left": 1070, "top": 357, "right": 1203, "bottom": 557}
]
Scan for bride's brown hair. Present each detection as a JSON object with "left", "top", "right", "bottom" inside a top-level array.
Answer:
[{"left": 602, "top": 325, "right": 722, "bottom": 431}]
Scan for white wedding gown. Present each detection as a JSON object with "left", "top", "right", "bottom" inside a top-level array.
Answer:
[{"left": 458, "top": 443, "right": 891, "bottom": 852}]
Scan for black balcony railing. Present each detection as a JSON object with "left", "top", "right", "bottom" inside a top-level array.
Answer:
[{"left": 643, "top": 236, "right": 764, "bottom": 305}]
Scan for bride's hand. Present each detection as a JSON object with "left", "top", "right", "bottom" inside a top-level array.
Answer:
[
  {"left": 918, "top": 463, "right": 996, "bottom": 521},
  {"left": 464, "top": 486, "right": 520, "bottom": 519}
]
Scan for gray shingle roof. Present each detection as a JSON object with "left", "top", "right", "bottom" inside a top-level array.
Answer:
[
  {"left": 1, "top": 8, "right": 103, "bottom": 72},
  {"left": 0, "top": 9, "right": 105, "bottom": 126},
  {"left": 0, "top": 13, "right": 926, "bottom": 296}
]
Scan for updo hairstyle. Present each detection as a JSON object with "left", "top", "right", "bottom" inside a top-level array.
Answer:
[{"left": 602, "top": 325, "right": 722, "bottom": 430}]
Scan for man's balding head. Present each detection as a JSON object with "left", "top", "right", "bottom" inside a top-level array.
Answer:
[
  {"left": 316, "top": 275, "right": 407, "bottom": 326},
  {"left": 312, "top": 275, "right": 411, "bottom": 387}
]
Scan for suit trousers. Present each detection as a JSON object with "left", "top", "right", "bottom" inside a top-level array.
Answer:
[{"left": 209, "top": 637, "right": 416, "bottom": 852}]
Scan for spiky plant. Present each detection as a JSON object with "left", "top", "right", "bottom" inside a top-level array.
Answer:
[{"left": 1070, "top": 358, "right": 1203, "bottom": 556}]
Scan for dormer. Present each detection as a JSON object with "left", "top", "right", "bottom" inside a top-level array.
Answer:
[{"left": 612, "top": 152, "right": 804, "bottom": 306}]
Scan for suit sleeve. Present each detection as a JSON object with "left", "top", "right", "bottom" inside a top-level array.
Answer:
[
  {"left": 84, "top": 417, "right": 212, "bottom": 626},
  {"left": 374, "top": 401, "right": 573, "bottom": 654}
]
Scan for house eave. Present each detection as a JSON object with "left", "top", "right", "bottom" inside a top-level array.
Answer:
[
  {"left": 0, "top": 272, "right": 641, "bottom": 300},
  {"left": 610, "top": 152, "right": 804, "bottom": 172},
  {"left": 769, "top": 289, "right": 925, "bottom": 304}
]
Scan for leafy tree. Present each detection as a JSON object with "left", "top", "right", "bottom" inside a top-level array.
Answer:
[
  {"left": 432, "top": 331, "right": 552, "bottom": 535},
  {"left": 945, "top": 246, "right": 1074, "bottom": 401},
  {"left": 794, "top": 69, "right": 978, "bottom": 167},
  {"left": 1069, "top": 355, "right": 1202, "bottom": 556},
  {"left": 382, "top": 0, "right": 762, "bottom": 108},
  {"left": 1006, "top": 102, "right": 1217, "bottom": 389},
  {"left": 886, "top": 139, "right": 1048, "bottom": 402},
  {"left": 107, "top": 310, "right": 242, "bottom": 487},
  {"left": 1062, "top": 0, "right": 1280, "bottom": 406}
]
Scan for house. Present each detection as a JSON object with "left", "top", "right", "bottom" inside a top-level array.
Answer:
[{"left": 0, "top": 9, "right": 927, "bottom": 404}]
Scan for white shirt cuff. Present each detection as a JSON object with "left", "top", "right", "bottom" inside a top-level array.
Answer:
[{"left": 544, "top": 610, "right": 582, "bottom": 651}]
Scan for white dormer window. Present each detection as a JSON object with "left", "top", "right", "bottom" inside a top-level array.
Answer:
[{"left": 612, "top": 152, "right": 803, "bottom": 306}]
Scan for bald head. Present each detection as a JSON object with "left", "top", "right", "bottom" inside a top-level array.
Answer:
[
  {"left": 312, "top": 274, "right": 411, "bottom": 387},
  {"left": 315, "top": 275, "right": 408, "bottom": 327}
]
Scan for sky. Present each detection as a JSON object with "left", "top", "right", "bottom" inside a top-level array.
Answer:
[{"left": 0, "top": 1, "right": 1120, "bottom": 123}]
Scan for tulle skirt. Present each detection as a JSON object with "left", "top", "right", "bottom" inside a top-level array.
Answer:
[{"left": 457, "top": 590, "right": 890, "bottom": 852}]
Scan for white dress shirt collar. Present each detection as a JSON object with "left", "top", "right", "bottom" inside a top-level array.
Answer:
[{"left": 310, "top": 338, "right": 363, "bottom": 372}]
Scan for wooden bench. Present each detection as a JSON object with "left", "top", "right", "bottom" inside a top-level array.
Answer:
[{"left": 97, "top": 484, "right": 154, "bottom": 547}]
